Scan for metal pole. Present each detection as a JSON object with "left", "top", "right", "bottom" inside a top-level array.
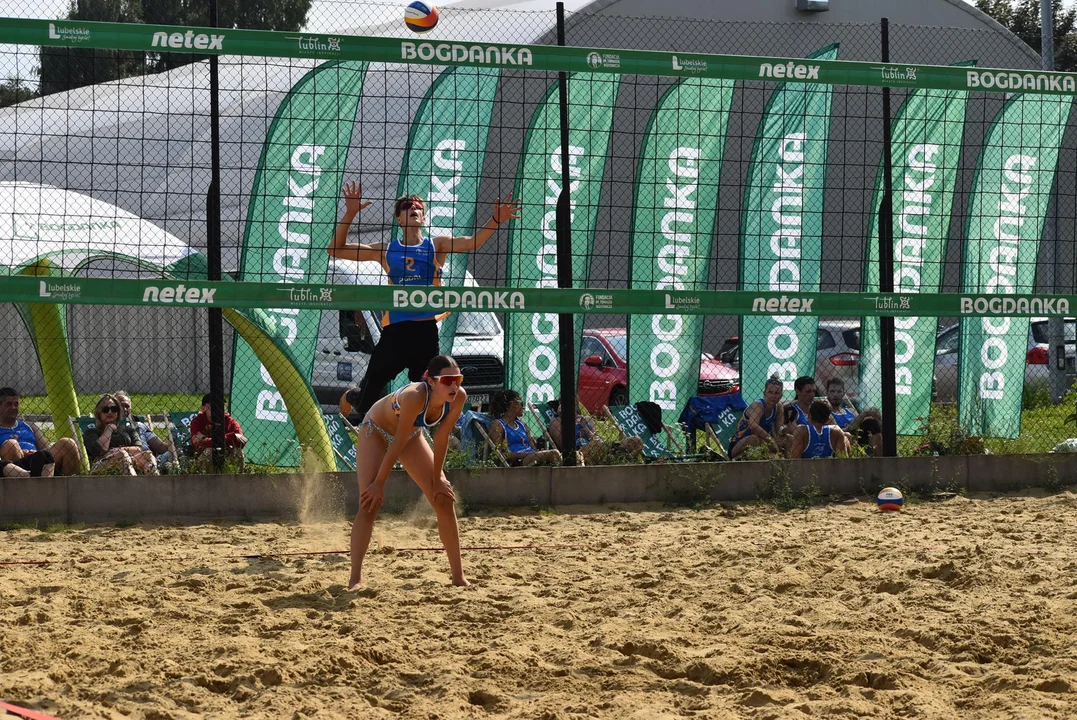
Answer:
[
  {"left": 555, "top": 2, "right": 576, "bottom": 466},
  {"left": 879, "top": 18, "right": 898, "bottom": 457},
  {"left": 207, "top": 0, "right": 227, "bottom": 468},
  {"left": 1042, "top": 0, "right": 1066, "bottom": 403}
]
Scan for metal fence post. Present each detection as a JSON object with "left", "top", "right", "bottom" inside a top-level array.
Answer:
[
  {"left": 555, "top": 2, "right": 577, "bottom": 466},
  {"left": 207, "top": 0, "right": 226, "bottom": 468},
  {"left": 879, "top": 17, "right": 898, "bottom": 457}
]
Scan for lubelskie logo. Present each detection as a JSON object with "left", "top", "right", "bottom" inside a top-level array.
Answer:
[
  {"left": 39, "top": 280, "right": 82, "bottom": 300},
  {"left": 48, "top": 23, "right": 91, "bottom": 43},
  {"left": 143, "top": 284, "right": 217, "bottom": 304},
  {"left": 672, "top": 55, "right": 708, "bottom": 73}
]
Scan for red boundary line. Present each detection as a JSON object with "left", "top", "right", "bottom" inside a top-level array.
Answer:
[{"left": 0, "top": 700, "right": 63, "bottom": 720}]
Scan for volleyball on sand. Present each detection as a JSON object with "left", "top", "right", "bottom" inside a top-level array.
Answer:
[
  {"left": 405, "top": 1, "right": 439, "bottom": 32},
  {"left": 876, "top": 487, "right": 905, "bottom": 512}
]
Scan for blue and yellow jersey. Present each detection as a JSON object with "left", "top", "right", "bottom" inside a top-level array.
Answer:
[{"left": 380, "top": 236, "right": 445, "bottom": 326}]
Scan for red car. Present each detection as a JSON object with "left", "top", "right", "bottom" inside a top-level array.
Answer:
[{"left": 578, "top": 328, "right": 740, "bottom": 415}]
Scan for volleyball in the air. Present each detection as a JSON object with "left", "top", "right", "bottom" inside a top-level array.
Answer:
[
  {"left": 405, "top": 1, "right": 439, "bottom": 32},
  {"left": 876, "top": 487, "right": 905, "bottom": 512}
]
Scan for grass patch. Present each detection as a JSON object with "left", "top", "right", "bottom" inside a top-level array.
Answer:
[
  {"left": 899, "top": 399, "right": 1075, "bottom": 456},
  {"left": 0, "top": 522, "right": 38, "bottom": 531},
  {"left": 41, "top": 522, "right": 86, "bottom": 534}
]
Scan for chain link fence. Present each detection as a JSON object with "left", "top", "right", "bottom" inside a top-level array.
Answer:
[{"left": 2, "top": 2, "right": 1076, "bottom": 474}]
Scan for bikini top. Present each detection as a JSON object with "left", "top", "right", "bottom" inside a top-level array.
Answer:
[{"left": 390, "top": 381, "right": 450, "bottom": 428}]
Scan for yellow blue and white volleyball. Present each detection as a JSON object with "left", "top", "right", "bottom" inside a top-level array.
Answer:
[
  {"left": 876, "top": 487, "right": 905, "bottom": 512},
  {"left": 405, "top": 1, "right": 439, "bottom": 32}
]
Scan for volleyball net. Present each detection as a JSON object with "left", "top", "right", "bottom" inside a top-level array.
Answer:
[{"left": 2, "top": 4, "right": 1077, "bottom": 469}]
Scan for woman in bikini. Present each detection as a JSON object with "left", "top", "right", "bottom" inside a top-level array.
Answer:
[{"left": 348, "top": 354, "right": 470, "bottom": 590}]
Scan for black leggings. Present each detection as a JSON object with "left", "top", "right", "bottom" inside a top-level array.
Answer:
[
  {"left": 346, "top": 319, "right": 440, "bottom": 418},
  {"left": 13, "top": 450, "right": 56, "bottom": 477}
]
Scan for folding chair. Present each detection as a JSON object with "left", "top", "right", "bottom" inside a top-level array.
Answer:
[
  {"left": 457, "top": 410, "right": 509, "bottom": 467},
  {"left": 678, "top": 393, "right": 748, "bottom": 460},
  {"left": 67, "top": 415, "right": 97, "bottom": 466},
  {"left": 166, "top": 410, "right": 200, "bottom": 462},
  {"left": 323, "top": 413, "right": 357, "bottom": 471},
  {"left": 603, "top": 403, "right": 696, "bottom": 462},
  {"left": 526, "top": 402, "right": 558, "bottom": 449}
]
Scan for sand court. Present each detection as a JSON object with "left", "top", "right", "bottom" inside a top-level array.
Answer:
[{"left": 2, "top": 492, "right": 1077, "bottom": 719}]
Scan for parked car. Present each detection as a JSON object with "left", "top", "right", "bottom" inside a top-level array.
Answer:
[
  {"left": 578, "top": 328, "right": 740, "bottom": 415},
  {"left": 717, "top": 320, "right": 861, "bottom": 398},
  {"left": 932, "top": 318, "right": 1076, "bottom": 402}
]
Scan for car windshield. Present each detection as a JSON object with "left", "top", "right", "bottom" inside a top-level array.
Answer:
[
  {"left": 1030, "top": 320, "right": 1076, "bottom": 344},
  {"left": 605, "top": 334, "right": 627, "bottom": 359},
  {"left": 842, "top": 329, "right": 860, "bottom": 351},
  {"left": 455, "top": 312, "right": 502, "bottom": 336}
]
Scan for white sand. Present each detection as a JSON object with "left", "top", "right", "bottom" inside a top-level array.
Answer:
[{"left": 2, "top": 491, "right": 1077, "bottom": 719}]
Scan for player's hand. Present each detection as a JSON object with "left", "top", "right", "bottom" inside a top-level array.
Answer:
[
  {"left": 360, "top": 482, "right": 385, "bottom": 512},
  {"left": 492, "top": 194, "right": 522, "bottom": 224},
  {"left": 342, "top": 181, "right": 372, "bottom": 214},
  {"left": 432, "top": 475, "right": 456, "bottom": 503}
]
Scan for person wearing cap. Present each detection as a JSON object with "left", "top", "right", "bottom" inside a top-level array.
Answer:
[
  {"left": 188, "top": 394, "right": 247, "bottom": 471},
  {"left": 328, "top": 181, "right": 521, "bottom": 420}
]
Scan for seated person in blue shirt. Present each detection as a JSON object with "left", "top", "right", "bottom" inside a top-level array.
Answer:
[
  {"left": 790, "top": 399, "right": 851, "bottom": 459},
  {"left": 486, "top": 390, "right": 560, "bottom": 467},
  {"left": 729, "top": 374, "right": 786, "bottom": 459},
  {"left": 824, "top": 378, "right": 883, "bottom": 456},
  {"left": 547, "top": 396, "right": 642, "bottom": 463}
]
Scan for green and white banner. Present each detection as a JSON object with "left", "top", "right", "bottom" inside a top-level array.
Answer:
[
  {"left": 958, "top": 93, "right": 1072, "bottom": 438},
  {"left": 739, "top": 45, "right": 838, "bottom": 400},
  {"left": 9, "top": 16, "right": 1077, "bottom": 96},
  {"left": 231, "top": 60, "right": 366, "bottom": 466},
  {"left": 504, "top": 73, "right": 620, "bottom": 414},
  {"left": 386, "top": 66, "right": 501, "bottom": 392},
  {"left": 859, "top": 63, "right": 972, "bottom": 433},
  {"left": 627, "top": 78, "right": 733, "bottom": 420}
]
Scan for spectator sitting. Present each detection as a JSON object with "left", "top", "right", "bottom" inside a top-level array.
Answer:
[
  {"left": 784, "top": 375, "right": 838, "bottom": 455},
  {"left": 189, "top": 394, "right": 248, "bottom": 472},
  {"left": 729, "top": 374, "right": 785, "bottom": 460},
  {"left": 114, "top": 391, "right": 173, "bottom": 470},
  {"left": 548, "top": 396, "right": 643, "bottom": 464},
  {"left": 82, "top": 394, "right": 159, "bottom": 475},
  {"left": 790, "top": 399, "right": 851, "bottom": 459},
  {"left": 824, "top": 378, "right": 883, "bottom": 456},
  {"left": 486, "top": 390, "right": 560, "bottom": 467},
  {"left": 0, "top": 386, "right": 80, "bottom": 477}
]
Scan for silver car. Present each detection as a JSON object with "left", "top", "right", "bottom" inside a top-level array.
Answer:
[
  {"left": 933, "top": 318, "right": 1076, "bottom": 402},
  {"left": 717, "top": 319, "right": 862, "bottom": 398}
]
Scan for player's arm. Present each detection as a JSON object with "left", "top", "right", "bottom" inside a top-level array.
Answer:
[
  {"left": 433, "top": 195, "right": 521, "bottom": 253},
  {"left": 328, "top": 181, "right": 384, "bottom": 262},
  {"left": 789, "top": 426, "right": 809, "bottom": 458},
  {"left": 430, "top": 389, "right": 468, "bottom": 479},
  {"left": 373, "top": 388, "right": 423, "bottom": 487},
  {"left": 742, "top": 403, "right": 772, "bottom": 443}
]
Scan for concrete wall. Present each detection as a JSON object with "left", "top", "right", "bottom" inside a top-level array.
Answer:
[{"left": 2, "top": 454, "right": 1074, "bottom": 525}]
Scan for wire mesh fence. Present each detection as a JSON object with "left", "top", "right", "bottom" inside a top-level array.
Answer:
[{"left": 2, "top": 2, "right": 1077, "bottom": 476}]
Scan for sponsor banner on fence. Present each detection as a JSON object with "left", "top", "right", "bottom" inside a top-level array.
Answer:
[
  {"left": 7, "top": 276, "right": 1077, "bottom": 318},
  {"left": 739, "top": 45, "right": 838, "bottom": 399},
  {"left": 627, "top": 77, "right": 733, "bottom": 420},
  {"left": 859, "top": 62, "right": 972, "bottom": 434},
  {"left": 231, "top": 60, "right": 366, "bottom": 466},
  {"left": 7, "top": 17, "right": 1077, "bottom": 95},
  {"left": 503, "top": 72, "right": 620, "bottom": 417},
  {"left": 958, "top": 93, "right": 1073, "bottom": 438}
]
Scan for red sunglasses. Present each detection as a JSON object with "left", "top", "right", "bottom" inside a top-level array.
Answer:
[
  {"left": 434, "top": 373, "right": 464, "bottom": 387},
  {"left": 399, "top": 200, "right": 425, "bottom": 213}
]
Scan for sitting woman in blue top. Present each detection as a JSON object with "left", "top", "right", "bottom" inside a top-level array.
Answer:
[
  {"left": 729, "top": 374, "right": 786, "bottom": 459},
  {"left": 486, "top": 390, "right": 561, "bottom": 467},
  {"left": 547, "top": 396, "right": 642, "bottom": 464},
  {"left": 790, "top": 399, "right": 851, "bottom": 459},
  {"left": 349, "top": 355, "right": 471, "bottom": 591}
]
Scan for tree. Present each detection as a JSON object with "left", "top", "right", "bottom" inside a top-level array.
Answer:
[
  {"left": 38, "top": 0, "right": 146, "bottom": 97},
  {"left": 0, "top": 79, "right": 37, "bottom": 107},
  {"left": 38, "top": 0, "right": 312, "bottom": 95},
  {"left": 976, "top": 0, "right": 1077, "bottom": 71}
]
